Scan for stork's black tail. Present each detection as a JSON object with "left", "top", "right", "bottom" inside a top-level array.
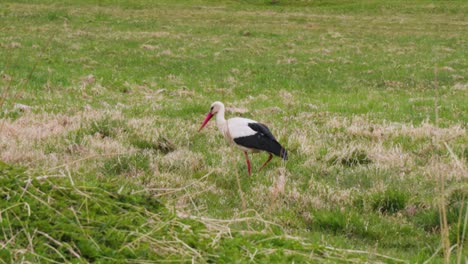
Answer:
[
  {"left": 279, "top": 146, "right": 288, "bottom": 160},
  {"left": 269, "top": 140, "right": 288, "bottom": 160}
]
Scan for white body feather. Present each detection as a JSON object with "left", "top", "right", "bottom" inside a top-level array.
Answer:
[{"left": 215, "top": 107, "right": 259, "bottom": 152}]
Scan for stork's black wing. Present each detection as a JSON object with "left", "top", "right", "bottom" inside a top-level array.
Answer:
[
  {"left": 233, "top": 122, "right": 288, "bottom": 160},
  {"left": 248, "top": 123, "right": 277, "bottom": 141}
]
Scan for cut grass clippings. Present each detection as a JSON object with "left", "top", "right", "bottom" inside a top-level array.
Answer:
[{"left": 0, "top": 161, "right": 410, "bottom": 263}]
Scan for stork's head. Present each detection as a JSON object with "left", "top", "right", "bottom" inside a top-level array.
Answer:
[{"left": 199, "top": 101, "right": 224, "bottom": 131}]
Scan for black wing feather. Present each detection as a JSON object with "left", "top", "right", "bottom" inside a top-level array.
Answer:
[
  {"left": 248, "top": 123, "right": 277, "bottom": 141},
  {"left": 233, "top": 122, "right": 288, "bottom": 160}
]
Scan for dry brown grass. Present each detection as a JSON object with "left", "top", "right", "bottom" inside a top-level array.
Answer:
[
  {"left": 328, "top": 116, "right": 465, "bottom": 141},
  {"left": 0, "top": 109, "right": 133, "bottom": 168},
  {"left": 1, "top": 112, "right": 82, "bottom": 164}
]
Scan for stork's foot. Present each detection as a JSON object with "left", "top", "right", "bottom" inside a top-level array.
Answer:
[
  {"left": 244, "top": 151, "right": 251, "bottom": 176},
  {"left": 259, "top": 153, "right": 273, "bottom": 171}
]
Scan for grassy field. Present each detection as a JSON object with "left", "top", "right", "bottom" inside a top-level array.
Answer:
[{"left": 1, "top": 0, "right": 467, "bottom": 262}]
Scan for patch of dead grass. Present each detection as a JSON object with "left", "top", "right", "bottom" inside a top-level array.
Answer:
[
  {"left": 425, "top": 156, "right": 467, "bottom": 181},
  {"left": 367, "top": 144, "right": 411, "bottom": 169},
  {"left": 226, "top": 107, "right": 248, "bottom": 114},
  {"left": 309, "top": 182, "right": 356, "bottom": 208},
  {"left": 0, "top": 109, "right": 125, "bottom": 167},
  {"left": 329, "top": 116, "right": 465, "bottom": 141},
  {"left": 127, "top": 117, "right": 159, "bottom": 137},
  {"left": 160, "top": 149, "right": 204, "bottom": 172},
  {"left": 453, "top": 83, "right": 467, "bottom": 90},
  {"left": 1, "top": 113, "right": 81, "bottom": 141},
  {"left": 287, "top": 126, "right": 320, "bottom": 156},
  {"left": 140, "top": 44, "right": 159, "bottom": 50},
  {"left": 87, "top": 134, "right": 132, "bottom": 155}
]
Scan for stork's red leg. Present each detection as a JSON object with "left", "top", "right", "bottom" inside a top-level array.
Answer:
[
  {"left": 259, "top": 153, "right": 273, "bottom": 171},
  {"left": 244, "top": 151, "right": 251, "bottom": 176}
]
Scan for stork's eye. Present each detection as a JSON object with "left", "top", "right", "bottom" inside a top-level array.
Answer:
[{"left": 210, "top": 106, "right": 214, "bottom": 111}]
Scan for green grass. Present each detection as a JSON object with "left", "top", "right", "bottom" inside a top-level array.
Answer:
[{"left": 1, "top": 0, "right": 467, "bottom": 262}]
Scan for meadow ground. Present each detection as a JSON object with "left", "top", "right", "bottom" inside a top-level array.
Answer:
[{"left": 0, "top": 0, "right": 467, "bottom": 263}]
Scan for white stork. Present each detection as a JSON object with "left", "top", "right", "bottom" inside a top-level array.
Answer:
[{"left": 198, "top": 101, "right": 288, "bottom": 176}]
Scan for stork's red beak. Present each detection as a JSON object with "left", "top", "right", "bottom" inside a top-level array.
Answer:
[{"left": 198, "top": 112, "right": 214, "bottom": 132}]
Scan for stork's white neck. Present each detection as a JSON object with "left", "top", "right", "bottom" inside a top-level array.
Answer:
[
  {"left": 215, "top": 105, "right": 232, "bottom": 142},
  {"left": 215, "top": 105, "right": 227, "bottom": 129}
]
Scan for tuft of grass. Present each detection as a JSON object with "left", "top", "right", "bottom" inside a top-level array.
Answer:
[
  {"left": 411, "top": 187, "right": 467, "bottom": 244},
  {"left": 130, "top": 135, "right": 176, "bottom": 154},
  {"left": 343, "top": 150, "right": 372, "bottom": 167},
  {"left": 371, "top": 189, "right": 408, "bottom": 214},
  {"left": 89, "top": 117, "right": 128, "bottom": 139},
  {"left": 329, "top": 148, "right": 373, "bottom": 167},
  {"left": 102, "top": 153, "right": 150, "bottom": 176},
  {"left": 309, "top": 209, "right": 347, "bottom": 234}
]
